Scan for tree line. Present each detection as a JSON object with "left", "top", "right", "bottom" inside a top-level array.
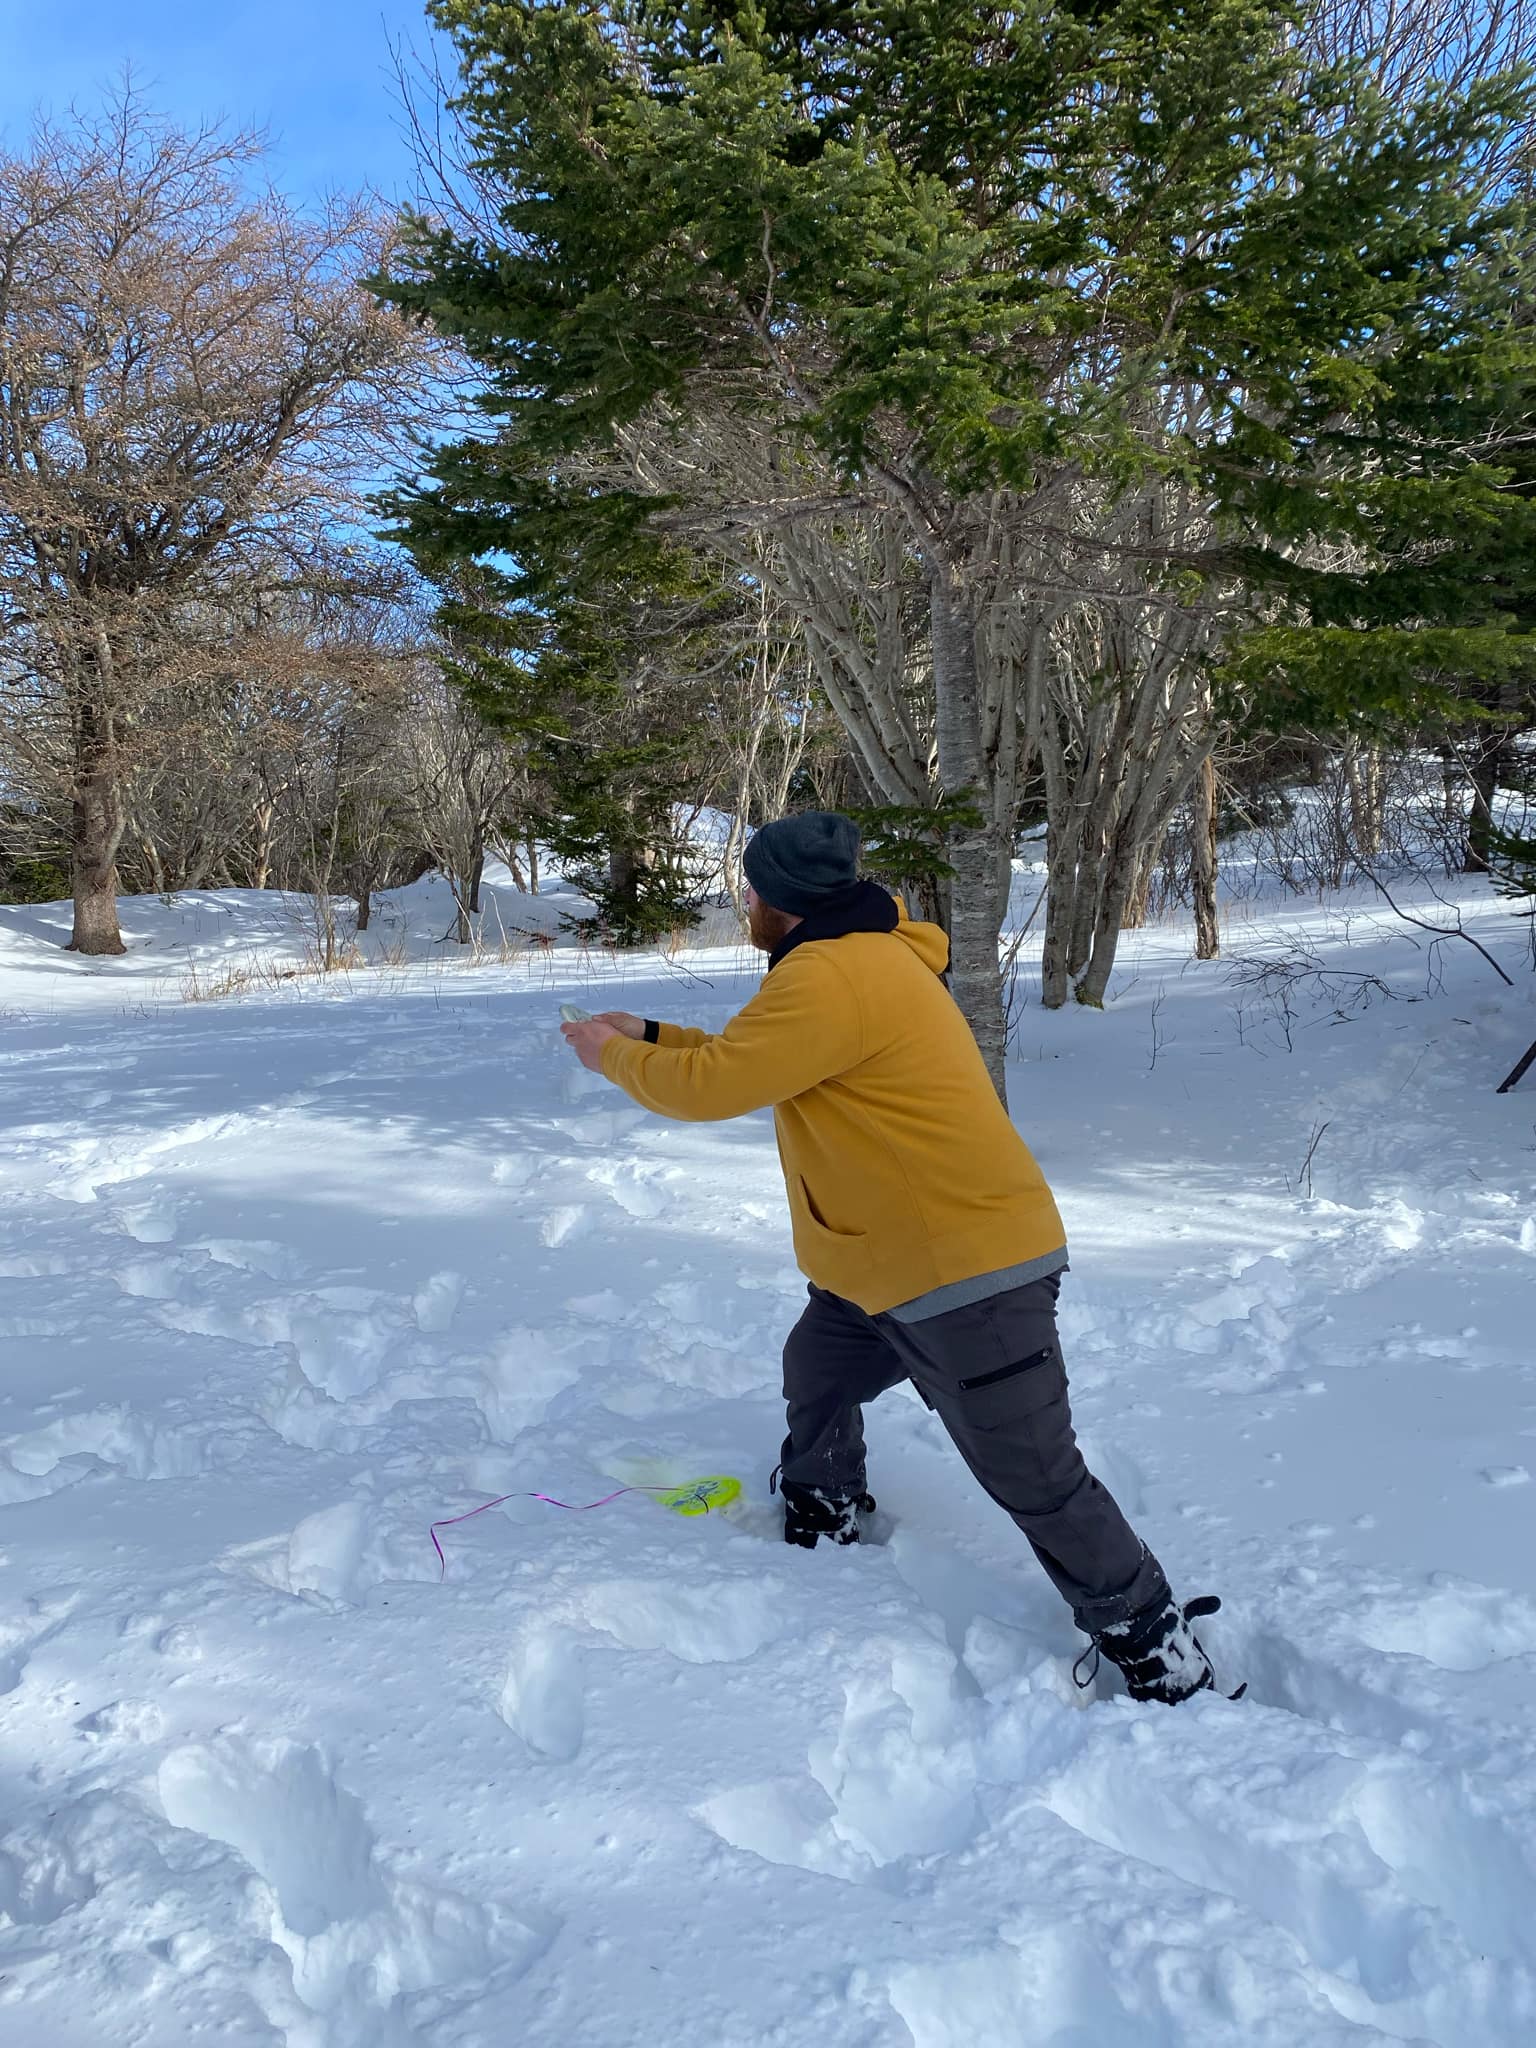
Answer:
[
  {"left": 3, "top": 2, "right": 1535, "bottom": 1091},
  {"left": 378, "top": 0, "right": 1536, "bottom": 1090},
  {"left": 0, "top": 95, "right": 842, "bottom": 951}
]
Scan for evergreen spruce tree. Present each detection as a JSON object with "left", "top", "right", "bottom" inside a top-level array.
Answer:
[
  {"left": 378, "top": 0, "right": 1536, "bottom": 1068},
  {"left": 434, "top": 556, "right": 722, "bottom": 944}
]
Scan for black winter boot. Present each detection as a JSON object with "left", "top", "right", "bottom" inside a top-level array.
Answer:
[
  {"left": 773, "top": 1471, "right": 876, "bottom": 1549},
  {"left": 1082, "top": 1592, "right": 1223, "bottom": 1704}
]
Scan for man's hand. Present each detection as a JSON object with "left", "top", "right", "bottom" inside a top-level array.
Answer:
[
  {"left": 592, "top": 1012, "right": 646, "bottom": 1040},
  {"left": 561, "top": 1016, "right": 623, "bottom": 1072}
]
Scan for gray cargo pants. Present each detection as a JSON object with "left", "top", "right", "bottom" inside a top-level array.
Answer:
[{"left": 779, "top": 1271, "right": 1167, "bottom": 1632}]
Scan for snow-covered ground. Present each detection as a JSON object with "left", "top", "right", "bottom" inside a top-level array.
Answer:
[{"left": 2, "top": 867, "right": 1535, "bottom": 2047}]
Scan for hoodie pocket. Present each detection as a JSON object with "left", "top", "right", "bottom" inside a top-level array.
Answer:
[{"left": 793, "top": 1179, "right": 871, "bottom": 1275}]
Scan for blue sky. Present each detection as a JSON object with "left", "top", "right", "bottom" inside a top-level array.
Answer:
[{"left": 0, "top": 1, "right": 450, "bottom": 202}]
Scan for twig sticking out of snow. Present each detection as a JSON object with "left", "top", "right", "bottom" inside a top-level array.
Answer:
[{"left": 1294, "top": 1119, "right": 1332, "bottom": 1199}]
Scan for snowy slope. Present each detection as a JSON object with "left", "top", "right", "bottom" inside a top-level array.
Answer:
[{"left": 2, "top": 874, "right": 1535, "bottom": 2047}]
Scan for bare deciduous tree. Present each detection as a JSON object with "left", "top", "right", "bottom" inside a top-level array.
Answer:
[
  {"left": 1308, "top": 0, "right": 1536, "bottom": 109},
  {"left": 0, "top": 91, "right": 439, "bottom": 952},
  {"left": 409, "top": 667, "right": 524, "bottom": 945},
  {"left": 719, "top": 571, "right": 830, "bottom": 925}
]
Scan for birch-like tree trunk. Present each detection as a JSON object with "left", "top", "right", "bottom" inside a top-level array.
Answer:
[
  {"left": 930, "top": 564, "right": 1012, "bottom": 1095},
  {"left": 1120, "top": 828, "right": 1166, "bottom": 930},
  {"left": 1343, "top": 738, "right": 1386, "bottom": 858},
  {"left": 1192, "top": 751, "right": 1220, "bottom": 959},
  {"left": 1033, "top": 576, "right": 1220, "bottom": 1008}
]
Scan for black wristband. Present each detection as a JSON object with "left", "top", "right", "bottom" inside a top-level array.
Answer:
[{"left": 643, "top": 1019, "right": 660, "bottom": 1044}]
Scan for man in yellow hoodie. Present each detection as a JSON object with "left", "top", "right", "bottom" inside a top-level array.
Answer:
[{"left": 562, "top": 812, "right": 1223, "bottom": 1704}]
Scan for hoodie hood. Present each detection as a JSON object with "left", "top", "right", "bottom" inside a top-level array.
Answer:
[
  {"left": 768, "top": 882, "right": 951, "bottom": 978},
  {"left": 890, "top": 906, "right": 951, "bottom": 976}
]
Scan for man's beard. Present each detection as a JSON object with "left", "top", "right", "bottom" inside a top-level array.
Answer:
[{"left": 747, "top": 899, "right": 798, "bottom": 952}]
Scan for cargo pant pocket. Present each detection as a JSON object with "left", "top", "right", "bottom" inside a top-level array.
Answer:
[{"left": 952, "top": 1343, "right": 1060, "bottom": 1429}]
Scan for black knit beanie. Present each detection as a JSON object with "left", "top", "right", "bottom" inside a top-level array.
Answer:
[{"left": 742, "top": 811, "right": 861, "bottom": 916}]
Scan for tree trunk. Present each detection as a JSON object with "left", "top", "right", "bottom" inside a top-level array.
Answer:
[
  {"left": 1465, "top": 732, "right": 1506, "bottom": 874},
  {"left": 930, "top": 568, "right": 1009, "bottom": 1100},
  {"left": 251, "top": 800, "right": 275, "bottom": 892},
  {"left": 608, "top": 836, "right": 641, "bottom": 902},
  {"left": 1066, "top": 821, "right": 1103, "bottom": 982},
  {"left": 1074, "top": 820, "right": 1149, "bottom": 1007},
  {"left": 66, "top": 700, "right": 127, "bottom": 956},
  {"left": 1055, "top": 692, "right": 1137, "bottom": 1000},
  {"left": 314, "top": 889, "right": 340, "bottom": 970},
  {"left": 1192, "top": 752, "right": 1220, "bottom": 960},
  {"left": 138, "top": 834, "right": 168, "bottom": 900},
  {"left": 722, "top": 796, "right": 749, "bottom": 925},
  {"left": 1120, "top": 828, "right": 1165, "bottom": 930},
  {"left": 356, "top": 879, "right": 373, "bottom": 932},
  {"left": 1059, "top": 661, "right": 1214, "bottom": 1008},
  {"left": 469, "top": 840, "right": 485, "bottom": 915},
  {"left": 1344, "top": 738, "right": 1385, "bottom": 859},
  {"left": 907, "top": 869, "right": 950, "bottom": 931},
  {"left": 725, "top": 667, "right": 768, "bottom": 924},
  {"left": 1040, "top": 810, "right": 1082, "bottom": 1011},
  {"left": 723, "top": 817, "right": 748, "bottom": 924},
  {"left": 527, "top": 835, "right": 540, "bottom": 895}
]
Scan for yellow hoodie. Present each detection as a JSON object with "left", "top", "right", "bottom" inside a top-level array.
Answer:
[{"left": 600, "top": 910, "right": 1065, "bottom": 1315}]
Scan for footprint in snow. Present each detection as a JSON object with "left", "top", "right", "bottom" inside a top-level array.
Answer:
[
  {"left": 587, "top": 1159, "right": 675, "bottom": 1220},
  {"left": 540, "top": 1205, "right": 590, "bottom": 1248},
  {"left": 218, "top": 1500, "right": 374, "bottom": 1606},
  {"left": 476, "top": 1329, "right": 586, "bottom": 1442},
  {"left": 111, "top": 1197, "right": 181, "bottom": 1244},
  {"left": 499, "top": 1627, "right": 585, "bottom": 1761},
  {"left": 807, "top": 1637, "right": 983, "bottom": 1866},
  {"left": 159, "top": 1288, "right": 408, "bottom": 1402},
  {"left": 192, "top": 1238, "right": 300, "bottom": 1282},
  {"left": 153, "top": 1622, "right": 203, "bottom": 1661},
  {"left": 412, "top": 1268, "right": 464, "bottom": 1332},
  {"left": 0, "top": 1805, "right": 104, "bottom": 1928},
  {"left": 0, "top": 1406, "right": 194, "bottom": 1502},
  {"left": 156, "top": 1738, "right": 546, "bottom": 2021},
  {"left": 699, "top": 1636, "right": 982, "bottom": 1880},
  {"left": 1355, "top": 1574, "right": 1536, "bottom": 1673},
  {"left": 695, "top": 1775, "right": 875, "bottom": 1887},
  {"left": 0, "top": 1596, "right": 83, "bottom": 1698},
  {"left": 552, "top": 1106, "right": 649, "bottom": 1150},
  {"left": 565, "top": 1289, "right": 626, "bottom": 1323},
  {"left": 76, "top": 1697, "right": 165, "bottom": 1745},
  {"left": 581, "top": 1575, "right": 788, "bottom": 1665},
  {"left": 1035, "top": 1717, "right": 1536, "bottom": 2047},
  {"left": 115, "top": 1254, "right": 194, "bottom": 1301}
]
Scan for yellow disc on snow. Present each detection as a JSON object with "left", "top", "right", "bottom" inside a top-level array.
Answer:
[{"left": 655, "top": 1475, "right": 741, "bottom": 1516}]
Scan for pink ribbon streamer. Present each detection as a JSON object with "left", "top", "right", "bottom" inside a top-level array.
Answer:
[{"left": 430, "top": 1485, "right": 670, "bottom": 1580}]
